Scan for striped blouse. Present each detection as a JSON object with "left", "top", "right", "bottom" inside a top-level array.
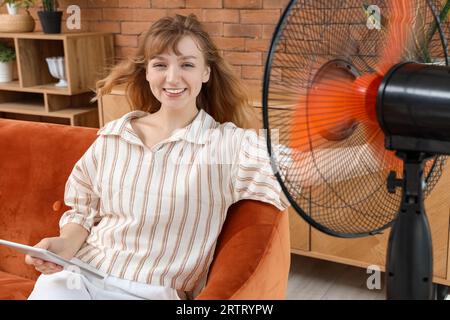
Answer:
[{"left": 59, "top": 108, "right": 290, "bottom": 292}]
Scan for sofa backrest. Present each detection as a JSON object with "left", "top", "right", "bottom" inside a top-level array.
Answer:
[{"left": 0, "top": 119, "right": 98, "bottom": 280}]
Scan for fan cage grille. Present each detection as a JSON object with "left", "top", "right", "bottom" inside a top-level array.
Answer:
[{"left": 263, "top": 0, "right": 449, "bottom": 237}]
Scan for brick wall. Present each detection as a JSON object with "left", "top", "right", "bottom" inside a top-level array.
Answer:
[{"left": 1, "top": 0, "right": 290, "bottom": 92}]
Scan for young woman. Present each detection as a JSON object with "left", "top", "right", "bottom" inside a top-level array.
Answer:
[{"left": 25, "top": 14, "right": 290, "bottom": 300}]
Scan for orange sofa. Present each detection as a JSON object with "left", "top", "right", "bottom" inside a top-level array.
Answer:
[{"left": 0, "top": 118, "right": 290, "bottom": 300}]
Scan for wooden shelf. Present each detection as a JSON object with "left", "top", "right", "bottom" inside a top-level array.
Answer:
[
  {"left": 0, "top": 32, "right": 114, "bottom": 127},
  {"left": 0, "top": 100, "right": 45, "bottom": 114},
  {"left": 0, "top": 32, "right": 112, "bottom": 40},
  {"left": 27, "top": 84, "right": 71, "bottom": 95},
  {"left": 0, "top": 81, "right": 70, "bottom": 94},
  {"left": 0, "top": 81, "right": 21, "bottom": 91},
  {"left": 0, "top": 101, "right": 95, "bottom": 118}
]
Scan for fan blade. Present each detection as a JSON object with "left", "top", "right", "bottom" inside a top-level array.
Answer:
[
  {"left": 290, "top": 69, "right": 380, "bottom": 151},
  {"left": 289, "top": 65, "right": 403, "bottom": 174},
  {"left": 375, "top": 0, "right": 416, "bottom": 75}
]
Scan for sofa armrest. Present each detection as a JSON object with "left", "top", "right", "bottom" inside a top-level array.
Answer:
[{"left": 196, "top": 200, "right": 290, "bottom": 300}]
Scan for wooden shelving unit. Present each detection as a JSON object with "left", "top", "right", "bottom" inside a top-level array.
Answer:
[{"left": 0, "top": 32, "right": 114, "bottom": 127}]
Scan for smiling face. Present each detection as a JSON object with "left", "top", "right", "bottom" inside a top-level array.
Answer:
[{"left": 146, "top": 36, "right": 211, "bottom": 113}]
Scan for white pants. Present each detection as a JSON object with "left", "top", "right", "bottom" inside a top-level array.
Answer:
[{"left": 28, "top": 258, "right": 185, "bottom": 300}]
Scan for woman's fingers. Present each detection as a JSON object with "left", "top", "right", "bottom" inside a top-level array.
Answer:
[
  {"left": 39, "top": 261, "right": 62, "bottom": 271},
  {"left": 24, "top": 254, "right": 34, "bottom": 265},
  {"left": 26, "top": 256, "right": 63, "bottom": 274},
  {"left": 25, "top": 255, "right": 43, "bottom": 266},
  {"left": 25, "top": 238, "right": 67, "bottom": 275},
  {"left": 35, "top": 263, "right": 63, "bottom": 274}
]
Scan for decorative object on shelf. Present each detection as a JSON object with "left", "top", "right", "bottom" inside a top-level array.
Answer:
[
  {"left": 37, "top": 0, "right": 62, "bottom": 34},
  {"left": 0, "top": 42, "right": 15, "bottom": 83},
  {"left": 45, "top": 56, "right": 67, "bottom": 87},
  {"left": 0, "top": 0, "right": 36, "bottom": 15},
  {"left": 5, "top": 1, "right": 19, "bottom": 14},
  {"left": 0, "top": 0, "right": 36, "bottom": 32}
]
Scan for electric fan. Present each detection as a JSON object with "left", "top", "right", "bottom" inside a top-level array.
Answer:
[{"left": 262, "top": 0, "right": 450, "bottom": 299}]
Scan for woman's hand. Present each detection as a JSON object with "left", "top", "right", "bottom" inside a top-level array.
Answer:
[{"left": 24, "top": 237, "right": 77, "bottom": 275}]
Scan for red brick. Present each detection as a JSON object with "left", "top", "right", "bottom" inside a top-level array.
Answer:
[
  {"left": 119, "top": 0, "right": 150, "bottom": 8},
  {"left": 133, "top": 9, "right": 167, "bottom": 21},
  {"left": 230, "top": 65, "right": 242, "bottom": 77},
  {"left": 262, "top": 52, "right": 268, "bottom": 65},
  {"left": 88, "top": 21, "right": 121, "bottom": 33},
  {"left": 263, "top": 0, "right": 289, "bottom": 9},
  {"left": 245, "top": 39, "right": 269, "bottom": 51},
  {"left": 211, "top": 37, "right": 245, "bottom": 51},
  {"left": 242, "top": 65, "right": 263, "bottom": 79},
  {"left": 202, "top": 22, "right": 223, "bottom": 36},
  {"left": 186, "top": 0, "right": 222, "bottom": 8},
  {"left": 114, "top": 34, "right": 138, "bottom": 47},
  {"left": 167, "top": 8, "right": 202, "bottom": 18},
  {"left": 115, "top": 46, "right": 139, "bottom": 59},
  {"left": 152, "top": 0, "right": 185, "bottom": 8},
  {"left": 242, "top": 79, "right": 262, "bottom": 92},
  {"left": 80, "top": 8, "right": 103, "bottom": 21},
  {"left": 224, "top": 52, "right": 262, "bottom": 65},
  {"left": 240, "top": 9, "right": 280, "bottom": 24},
  {"left": 224, "top": 24, "right": 262, "bottom": 38},
  {"left": 59, "top": 0, "right": 87, "bottom": 6},
  {"left": 121, "top": 21, "right": 153, "bottom": 35},
  {"left": 262, "top": 24, "right": 276, "bottom": 39},
  {"left": 27, "top": 7, "right": 38, "bottom": 17},
  {"left": 87, "top": 0, "right": 118, "bottom": 8},
  {"left": 102, "top": 8, "right": 134, "bottom": 21},
  {"left": 202, "top": 9, "right": 239, "bottom": 23},
  {"left": 224, "top": 0, "right": 262, "bottom": 9},
  {"left": 102, "top": 8, "right": 167, "bottom": 22}
]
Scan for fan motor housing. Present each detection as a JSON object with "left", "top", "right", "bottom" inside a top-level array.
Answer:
[{"left": 377, "top": 62, "right": 450, "bottom": 155}]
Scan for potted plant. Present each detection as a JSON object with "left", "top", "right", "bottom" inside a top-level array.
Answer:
[
  {"left": 0, "top": 42, "right": 16, "bottom": 83},
  {"left": 0, "top": 0, "right": 35, "bottom": 14},
  {"left": 37, "top": 0, "right": 62, "bottom": 34},
  {"left": 3, "top": 0, "right": 19, "bottom": 14},
  {"left": 0, "top": 0, "right": 36, "bottom": 32}
]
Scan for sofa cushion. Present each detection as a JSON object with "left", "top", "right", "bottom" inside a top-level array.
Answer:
[{"left": 0, "top": 271, "right": 35, "bottom": 300}]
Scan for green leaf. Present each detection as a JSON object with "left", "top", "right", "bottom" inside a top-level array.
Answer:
[{"left": 0, "top": 43, "right": 16, "bottom": 63}]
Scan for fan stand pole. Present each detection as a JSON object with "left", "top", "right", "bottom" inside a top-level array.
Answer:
[{"left": 386, "top": 151, "right": 434, "bottom": 300}]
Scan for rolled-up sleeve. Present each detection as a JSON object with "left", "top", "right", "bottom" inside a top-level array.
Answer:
[
  {"left": 59, "top": 138, "right": 101, "bottom": 232},
  {"left": 231, "top": 129, "right": 291, "bottom": 211}
]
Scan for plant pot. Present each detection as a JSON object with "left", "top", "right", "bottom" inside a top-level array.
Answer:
[
  {"left": 45, "top": 56, "right": 67, "bottom": 87},
  {"left": 6, "top": 3, "right": 19, "bottom": 15},
  {"left": 0, "top": 14, "right": 35, "bottom": 32},
  {"left": 38, "top": 11, "right": 63, "bottom": 34},
  {"left": 0, "top": 61, "right": 13, "bottom": 83}
]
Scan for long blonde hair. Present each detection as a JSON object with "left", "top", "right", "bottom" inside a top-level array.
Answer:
[{"left": 94, "top": 14, "right": 258, "bottom": 129}]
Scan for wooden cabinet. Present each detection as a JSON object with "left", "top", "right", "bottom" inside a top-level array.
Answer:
[
  {"left": 0, "top": 32, "right": 114, "bottom": 127},
  {"left": 290, "top": 162, "right": 450, "bottom": 286},
  {"left": 98, "top": 83, "right": 129, "bottom": 126}
]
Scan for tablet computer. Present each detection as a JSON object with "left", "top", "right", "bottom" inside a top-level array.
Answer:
[{"left": 0, "top": 239, "right": 106, "bottom": 279}]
